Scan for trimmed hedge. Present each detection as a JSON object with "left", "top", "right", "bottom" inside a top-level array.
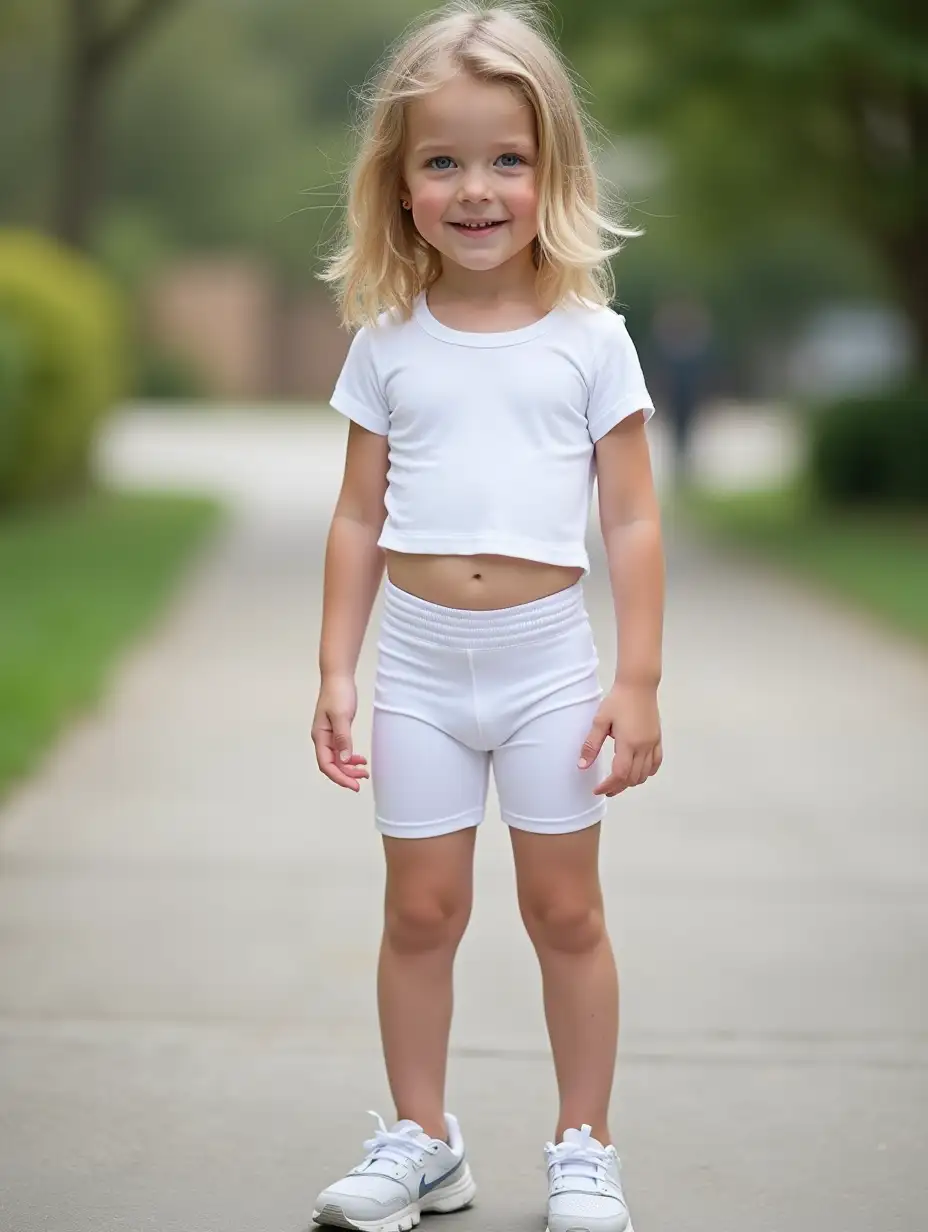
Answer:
[
  {"left": 809, "top": 386, "right": 928, "bottom": 507},
  {"left": 0, "top": 230, "right": 128, "bottom": 507}
]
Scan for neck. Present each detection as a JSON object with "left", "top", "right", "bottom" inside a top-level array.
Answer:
[{"left": 433, "top": 248, "right": 538, "bottom": 305}]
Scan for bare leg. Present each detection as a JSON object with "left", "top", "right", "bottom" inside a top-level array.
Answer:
[
  {"left": 377, "top": 827, "right": 477, "bottom": 1142},
  {"left": 510, "top": 823, "right": 618, "bottom": 1144}
]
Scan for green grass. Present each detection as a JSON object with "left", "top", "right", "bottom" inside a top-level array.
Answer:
[
  {"left": 687, "top": 484, "right": 928, "bottom": 644},
  {"left": 0, "top": 488, "right": 225, "bottom": 801}
]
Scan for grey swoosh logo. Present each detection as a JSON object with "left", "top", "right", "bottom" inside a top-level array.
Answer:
[{"left": 419, "top": 1159, "right": 462, "bottom": 1198}]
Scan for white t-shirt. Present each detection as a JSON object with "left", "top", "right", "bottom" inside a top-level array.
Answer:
[{"left": 329, "top": 292, "right": 655, "bottom": 576}]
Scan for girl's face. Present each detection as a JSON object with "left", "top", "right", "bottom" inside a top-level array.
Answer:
[{"left": 402, "top": 72, "right": 539, "bottom": 279}]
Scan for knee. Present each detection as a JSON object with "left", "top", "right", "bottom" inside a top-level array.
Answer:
[
  {"left": 384, "top": 890, "right": 470, "bottom": 955},
  {"left": 521, "top": 894, "right": 605, "bottom": 955}
]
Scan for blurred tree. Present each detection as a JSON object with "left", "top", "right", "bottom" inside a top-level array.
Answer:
[
  {"left": 0, "top": 1, "right": 58, "bottom": 228},
  {"left": 1, "top": 0, "right": 424, "bottom": 278},
  {"left": 560, "top": 1, "right": 928, "bottom": 370},
  {"left": 242, "top": 0, "right": 424, "bottom": 124},
  {"left": 57, "top": 0, "right": 184, "bottom": 248}
]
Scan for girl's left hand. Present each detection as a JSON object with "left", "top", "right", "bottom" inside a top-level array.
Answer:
[{"left": 578, "top": 682, "right": 663, "bottom": 796}]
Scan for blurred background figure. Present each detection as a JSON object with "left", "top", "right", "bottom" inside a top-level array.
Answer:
[{"left": 649, "top": 293, "right": 714, "bottom": 490}]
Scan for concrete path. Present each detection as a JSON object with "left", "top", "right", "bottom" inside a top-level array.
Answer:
[{"left": 0, "top": 409, "right": 926, "bottom": 1232}]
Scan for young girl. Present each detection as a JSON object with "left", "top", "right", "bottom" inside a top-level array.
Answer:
[{"left": 310, "top": 4, "right": 663, "bottom": 1230}]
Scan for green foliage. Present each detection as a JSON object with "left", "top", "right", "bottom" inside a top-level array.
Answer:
[
  {"left": 0, "top": 229, "right": 128, "bottom": 507},
  {"left": 810, "top": 387, "right": 928, "bottom": 506},
  {"left": 688, "top": 482, "right": 928, "bottom": 643},
  {"left": 0, "top": 488, "right": 222, "bottom": 799},
  {"left": 100, "top": 0, "right": 423, "bottom": 279},
  {"left": 0, "top": 0, "right": 424, "bottom": 280},
  {"left": 561, "top": 0, "right": 928, "bottom": 362},
  {"left": 5, "top": 0, "right": 921, "bottom": 376},
  {"left": 0, "top": 1, "right": 58, "bottom": 228}
]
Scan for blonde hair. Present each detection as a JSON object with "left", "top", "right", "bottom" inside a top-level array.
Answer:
[{"left": 320, "top": 1, "right": 641, "bottom": 328}]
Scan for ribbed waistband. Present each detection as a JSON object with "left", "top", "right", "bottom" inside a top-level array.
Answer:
[{"left": 381, "top": 579, "right": 588, "bottom": 650}]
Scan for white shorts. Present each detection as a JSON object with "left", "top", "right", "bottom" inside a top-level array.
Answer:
[{"left": 371, "top": 580, "right": 607, "bottom": 840}]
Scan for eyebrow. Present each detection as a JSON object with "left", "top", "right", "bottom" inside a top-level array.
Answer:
[{"left": 413, "top": 137, "right": 537, "bottom": 154}]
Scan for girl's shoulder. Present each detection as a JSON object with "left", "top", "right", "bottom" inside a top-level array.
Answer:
[
  {"left": 351, "top": 302, "right": 418, "bottom": 352},
  {"left": 553, "top": 298, "right": 641, "bottom": 372},
  {"left": 557, "top": 296, "right": 633, "bottom": 339}
]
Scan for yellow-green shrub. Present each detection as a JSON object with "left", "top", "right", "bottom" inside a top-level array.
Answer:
[{"left": 0, "top": 230, "right": 128, "bottom": 507}]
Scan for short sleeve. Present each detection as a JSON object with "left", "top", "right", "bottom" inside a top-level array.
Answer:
[
  {"left": 586, "top": 311, "right": 655, "bottom": 443},
  {"left": 329, "top": 325, "right": 390, "bottom": 435}
]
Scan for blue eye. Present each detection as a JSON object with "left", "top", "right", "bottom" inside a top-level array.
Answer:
[
  {"left": 496, "top": 153, "right": 524, "bottom": 168},
  {"left": 427, "top": 156, "right": 455, "bottom": 170}
]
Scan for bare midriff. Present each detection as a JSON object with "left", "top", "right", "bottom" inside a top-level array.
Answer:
[{"left": 385, "top": 551, "right": 583, "bottom": 611}]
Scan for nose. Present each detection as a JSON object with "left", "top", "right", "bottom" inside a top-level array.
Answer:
[{"left": 458, "top": 165, "right": 492, "bottom": 203}]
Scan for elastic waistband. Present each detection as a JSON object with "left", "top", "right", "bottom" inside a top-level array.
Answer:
[{"left": 381, "top": 579, "right": 588, "bottom": 650}]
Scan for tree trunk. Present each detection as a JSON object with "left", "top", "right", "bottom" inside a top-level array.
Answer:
[
  {"left": 884, "top": 221, "right": 928, "bottom": 381},
  {"left": 55, "top": 0, "right": 103, "bottom": 249},
  {"left": 885, "top": 90, "right": 928, "bottom": 380},
  {"left": 54, "top": 0, "right": 182, "bottom": 251}
]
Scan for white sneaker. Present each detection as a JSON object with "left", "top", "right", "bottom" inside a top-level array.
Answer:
[
  {"left": 312, "top": 1110, "right": 476, "bottom": 1232},
  {"left": 544, "top": 1124, "right": 633, "bottom": 1232}
]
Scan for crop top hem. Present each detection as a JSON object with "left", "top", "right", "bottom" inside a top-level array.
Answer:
[{"left": 377, "top": 527, "right": 590, "bottom": 574}]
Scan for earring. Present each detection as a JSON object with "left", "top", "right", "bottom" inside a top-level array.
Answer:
[{"left": 401, "top": 199, "right": 411, "bottom": 210}]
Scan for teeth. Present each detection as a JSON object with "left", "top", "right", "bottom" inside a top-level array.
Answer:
[{"left": 458, "top": 221, "right": 498, "bottom": 229}]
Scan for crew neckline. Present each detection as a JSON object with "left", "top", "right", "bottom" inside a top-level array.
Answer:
[{"left": 413, "top": 292, "right": 562, "bottom": 348}]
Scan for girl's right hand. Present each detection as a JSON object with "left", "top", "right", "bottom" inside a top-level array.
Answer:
[{"left": 311, "top": 675, "right": 370, "bottom": 792}]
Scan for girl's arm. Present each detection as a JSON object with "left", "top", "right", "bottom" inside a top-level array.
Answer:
[
  {"left": 312, "top": 421, "right": 389, "bottom": 791},
  {"left": 578, "top": 411, "right": 665, "bottom": 794},
  {"left": 596, "top": 412, "right": 664, "bottom": 690}
]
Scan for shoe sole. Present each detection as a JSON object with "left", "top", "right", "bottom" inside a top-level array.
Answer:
[
  {"left": 545, "top": 1221, "right": 634, "bottom": 1232},
  {"left": 312, "top": 1167, "right": 476, "bottom": 1232}
]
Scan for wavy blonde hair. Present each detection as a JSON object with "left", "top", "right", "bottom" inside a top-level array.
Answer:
[{"left": 320, "top": 1, "right": 640, "bottom": 328}]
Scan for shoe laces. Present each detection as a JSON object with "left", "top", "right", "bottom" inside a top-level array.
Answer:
[
  {"left": 545, "top": 1124, "right": 615, "bottom": 1191},
  {"left": 357, "top": 1110, "right": 429, "bottom": 1173}
]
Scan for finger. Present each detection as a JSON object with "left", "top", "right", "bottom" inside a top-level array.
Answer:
[
  {"left": 632, "top": 750, "right": 652, "bottom": 787},
  {"left": 315, "top": 736, "right": 366, "bottom": 791},
  {"left": 594, "top": 749, "right": 632, "bottom": 796},
  {"left": 330, "top": 744, "right": 364, "bottom": 783},
  {"left": 330, "top": 714, "right": 354, "bottom": 764},
  {"left": 599, "top": 774, "right": 628, "bottom": 797},
  {"left": 339, "top": 751, "right": 368, "bottom": 779},
  {"left": 626, "top": 744, "right": 645, "bottom": 783},
  {"left": 578, "top": 718, "right": 610, "bottom": 769},
  {"left": 324, "top": 763, "right": 364, "bottom": 790},
  {"left": 341, "top": 761, "right": 370, "bottom": 780},
  {"left": 313, "top": 729, "right": 367, "bottom": 768},
  {"left": 649, "top": 740, "right": 663, "bottom": 776}
]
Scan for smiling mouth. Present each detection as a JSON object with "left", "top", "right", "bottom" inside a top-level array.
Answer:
[{"left": 449, "top": 220, "right": 506, "bottom": 232}]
